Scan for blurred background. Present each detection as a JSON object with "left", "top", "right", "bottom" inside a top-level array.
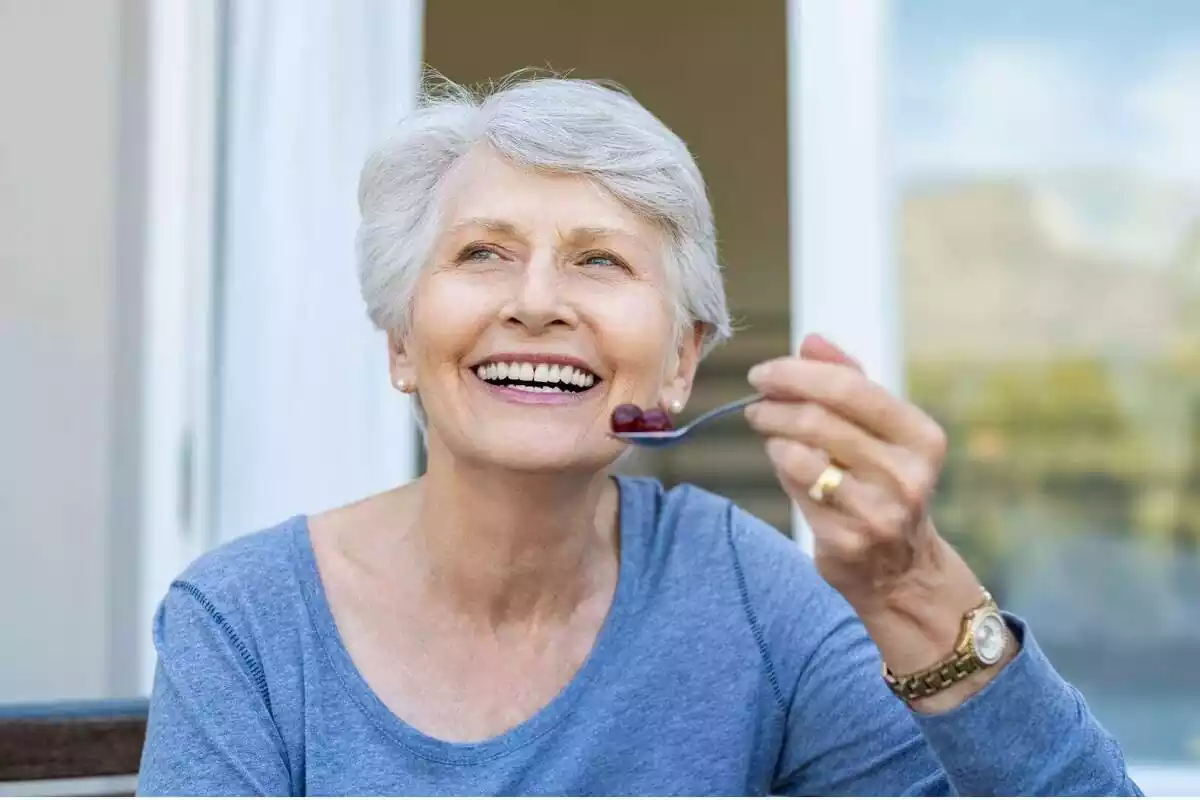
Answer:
[{"left": 2, "top": 0, "right": 1198, "bottom": 793}]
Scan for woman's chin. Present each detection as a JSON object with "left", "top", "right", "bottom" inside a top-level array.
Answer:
[{"left": 459, "top": 428, "right": 623, "bottom": 475}]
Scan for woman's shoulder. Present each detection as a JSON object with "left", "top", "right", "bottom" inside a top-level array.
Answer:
[
  {"left": 622, "top": 475, "right": 833, "bottom": 594},
  {"left": 167, "top": 515, "right": 309, "bottom": 615},
  {"left": 622, "top": 475, "right": 854, "bottom": 649},
  {"left": 149, "top": 518, "right": 320, "bottom": 756},
  {"left": 622, "top": 475, "right": 809, "bottom": 556}
]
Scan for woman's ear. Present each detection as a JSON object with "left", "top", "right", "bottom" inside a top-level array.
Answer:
[
  {"left": 661, "top": 322, "right": 705, "bottom": 412},
  {"left": 387, "top": 328, "right": 417, "bottom": 393}
]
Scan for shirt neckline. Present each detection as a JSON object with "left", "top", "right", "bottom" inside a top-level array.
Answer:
[{"left": 290, "top": 474, "right": 649, "bottom": 765}]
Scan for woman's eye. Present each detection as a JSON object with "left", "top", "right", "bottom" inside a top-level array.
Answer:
[
  {"left": 462, "top": 246, "right": 501, "bottom": 262},
  {"left": 581, "top": 252, "right": 623, "bottom": 269}
]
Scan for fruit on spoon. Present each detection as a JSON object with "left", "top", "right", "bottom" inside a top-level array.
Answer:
[{"left": 610, "top": 403, "right": 674, "bottom": 434}]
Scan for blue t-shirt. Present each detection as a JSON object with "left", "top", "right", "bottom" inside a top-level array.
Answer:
[{"left": 138, "top": 477, "right": 1139, "bottom": 796}]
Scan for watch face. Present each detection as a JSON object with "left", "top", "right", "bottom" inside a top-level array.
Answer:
[{"left": 972, "top": 610, "right": 1008, "bottom": 665}]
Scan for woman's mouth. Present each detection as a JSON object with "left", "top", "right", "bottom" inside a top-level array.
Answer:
[{"left": 472, "top": 359, "right": 599, "bottom": 394}]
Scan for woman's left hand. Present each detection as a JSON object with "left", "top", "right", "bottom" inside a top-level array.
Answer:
[
  {"left": 746, "top": 333, "right": 953, "bottom": 609},
  {"left": 745, "top": 334, "right": 1003, "bottom": 699}
]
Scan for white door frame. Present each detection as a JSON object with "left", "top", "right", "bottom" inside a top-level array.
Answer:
[
  {"left": 138, "top": 0, "right": 220, "bottom": 692},
  {"left": 787, "top": 0, "right": 898, "bottom": 555}
]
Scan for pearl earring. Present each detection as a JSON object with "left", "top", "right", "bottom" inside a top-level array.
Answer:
[
  {"left": 668, "top": 399, "right": 684, "bottom": 414},
  {"left": 394, "top": 378, "right": 409, "bottom": 393}
]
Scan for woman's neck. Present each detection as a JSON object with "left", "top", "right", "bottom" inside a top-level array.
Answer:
[{"left": 401, "top": 450, "right": 622, "bottom": 628}]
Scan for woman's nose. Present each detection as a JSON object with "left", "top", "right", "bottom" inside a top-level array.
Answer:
[{"left": 504, "top": 258, "right": 576, "bottom": 333}]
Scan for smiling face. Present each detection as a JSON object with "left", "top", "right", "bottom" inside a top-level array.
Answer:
[{"left": 390, "top": 149, "right": 703, "bottom": 474}]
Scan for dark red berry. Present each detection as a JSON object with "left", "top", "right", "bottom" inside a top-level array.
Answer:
[
  {"left": 640, "top": 409, "right": 674, "bottom": 432},
  {"left": 610, "top": 404, "right": 645, "bottom": 433}
]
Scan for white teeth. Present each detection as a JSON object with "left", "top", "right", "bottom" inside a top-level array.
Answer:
[
  {"left": 509, "top": 384, "right": 565, "bottom": 393},
  {"left": 473, "top": 360, "right": 598, "bottom": 391}
]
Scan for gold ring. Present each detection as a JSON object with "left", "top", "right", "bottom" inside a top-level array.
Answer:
[{"left": 808, "top": 465, "right": 846, "bottom": 503}]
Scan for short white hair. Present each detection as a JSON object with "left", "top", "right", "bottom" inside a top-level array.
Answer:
[{"left": 356, "top": 73, "right": 733, "bottom": 356}]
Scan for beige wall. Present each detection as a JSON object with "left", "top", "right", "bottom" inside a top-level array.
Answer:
[
  {"left": 423, "top": 0, "right": 791, "bottom": 317},
  {"left": 0, "top": 0, "right": 142, "bottom": 702}
]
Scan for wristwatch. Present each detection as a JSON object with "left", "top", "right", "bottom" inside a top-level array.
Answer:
[{"left": 881, "top": 590, "right": 1010, "bottom": 703}]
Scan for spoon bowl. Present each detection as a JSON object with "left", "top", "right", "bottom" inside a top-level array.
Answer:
[{"left": 610, "top": 392, "right": 764, "bottom": 448}]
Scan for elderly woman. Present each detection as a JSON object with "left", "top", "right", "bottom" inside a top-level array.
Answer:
[{"left": 137, "top": 77, "right": 1139, "bottom": 797}]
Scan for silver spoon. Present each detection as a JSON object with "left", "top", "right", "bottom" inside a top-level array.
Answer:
[{"left": 610, "top": 393, "right": 765, "bottom": 448}]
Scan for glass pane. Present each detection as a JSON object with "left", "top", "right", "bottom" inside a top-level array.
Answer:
[{"left": 894, "top": 0, "right": 1200, "bottom": 766}]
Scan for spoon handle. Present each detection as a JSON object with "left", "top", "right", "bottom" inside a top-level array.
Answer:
[{"left": 684, "top": 392, "right": 765, "bottom": 430}]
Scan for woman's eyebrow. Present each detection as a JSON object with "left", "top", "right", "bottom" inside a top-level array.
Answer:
[
  {"left": 446, "top": 217, "right": 526, "bottom": 239},
  {"left": 561, "top": 225, "right": 641, "bottom": 245}
]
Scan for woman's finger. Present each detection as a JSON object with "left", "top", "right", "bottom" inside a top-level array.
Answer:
[
  {"left": 746, "top": 400, "right": 900, "bottom": 480},
  {"left": 765, "top": 438, "right": 924, "bottom": 550},
  {"left": 748, "top": 358, "right": 946, "bottom": 458},
  {"left": 764, "top": 438, "right": 863, "bottom": 545},
  {"left": 799, "top": 333, "right": 863, "bottom": 372},
  {"left": 766, "top": 438, "right": 877, "bottom": 520}
]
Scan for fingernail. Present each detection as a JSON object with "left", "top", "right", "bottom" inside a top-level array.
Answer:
[{"left": 747, "top": 363, "right": 769, "bottom": 386}]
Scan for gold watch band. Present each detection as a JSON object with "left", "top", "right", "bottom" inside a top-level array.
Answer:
[
  {"left": 881, "top": 591, "right": 1002, "bottom": 703},
  {"left": 882, "top": 651, "right": 986, "bottom": 702}
]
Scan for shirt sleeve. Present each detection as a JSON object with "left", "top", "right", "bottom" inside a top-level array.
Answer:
[
  {"left": 773, "top": 602, "right": 1143, "bottom": 796},
  {"left": 137, "top": 581, "right": 293, "bottom": 797}
]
